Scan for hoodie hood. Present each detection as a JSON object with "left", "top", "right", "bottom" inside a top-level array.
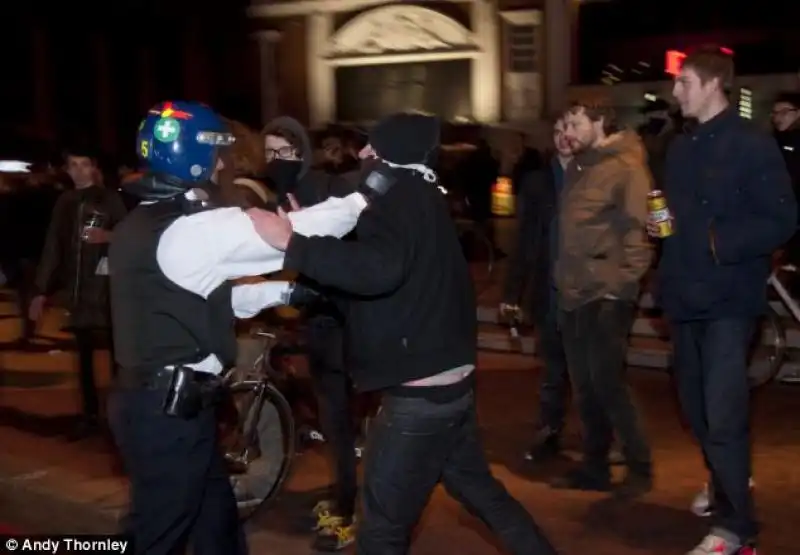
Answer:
[
  {"left": 577, "top": 129, "right": 647, "bottom": 168},
  {"left": 370, "top": 113, "right": 440, "bottom": 167},
  {"left": 367, "top": 113, "right": 441, "bottom": 183},
  {"left": 262, "top": 116, "right": 312, "bottom": 180}
]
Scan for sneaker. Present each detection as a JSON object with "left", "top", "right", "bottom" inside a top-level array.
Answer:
[
  {"left": 686, "top": 532, "right": 756, "bottom": 555},
  {"left": 691, "top": 479, "right": 755, "bottom": 517},
  {"left": 523, "top": 427, "right": 561, "bottom": 462},
  {"left": 311, "top": 500, "right": 337, "bottom": 531},
  {"left": 313, "top": 514, "right": 357, "bottom": 552},
  {"left": 691, "top": 483, "right": 714, "bottom": 517}
]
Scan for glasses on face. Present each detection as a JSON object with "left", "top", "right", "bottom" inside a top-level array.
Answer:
[{"left": 265, "top": 146, "right": 296, "bottom": 162}]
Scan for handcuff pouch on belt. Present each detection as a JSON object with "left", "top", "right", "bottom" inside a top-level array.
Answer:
[{"left": 162, "top": 365, "right": 219, "bottom": 419}]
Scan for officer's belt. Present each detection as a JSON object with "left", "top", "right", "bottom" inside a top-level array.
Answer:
[{"left": 117, "top": 366, "right": 221, "bottom": 391}]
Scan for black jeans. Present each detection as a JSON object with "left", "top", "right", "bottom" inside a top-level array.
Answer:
[
  {"left": 670, "top": 318, "right": 756, "bottom": 541},
  {"left": 358, "top": 388, "right": 559, "bottom": 555},
  {"left": 534, "top": 297, "right": 569, "bottom": 434},
  {"left": 307, "top": 320, "right": 358, "bottom": 517},
  {"left": 74, "top": 328, "right": 116, "bottom": 420},
  {"left": 109, "top": 387, "right": 247, "bottom": 555},
  {"left": 560, "top": 299, "right": 652, "bottom": 476}
]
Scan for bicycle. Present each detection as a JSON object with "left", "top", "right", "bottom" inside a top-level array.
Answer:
[
  {"left": 219, "top": 328, "right": 297, "bottom": 520},
  {"left": 750, "top": 263, "right": 800, "bottom": 386}
]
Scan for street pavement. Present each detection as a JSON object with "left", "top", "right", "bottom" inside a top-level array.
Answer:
[{"left": 1, "top": 282, "right": 799, "bottom": 554}]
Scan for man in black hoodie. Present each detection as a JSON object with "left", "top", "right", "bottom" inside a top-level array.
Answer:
[
  {"left": 262, "top": 117, "right": 358, "bottom": 551},
  {"left": 253, "top": 113, "right": 559, "bottom": 555}
]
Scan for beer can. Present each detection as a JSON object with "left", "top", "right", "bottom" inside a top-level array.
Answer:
[
  {"left": 647, "top": 190, "right": 673, "bottom": 238},
  {"left": 82, "top": 211, "right": 105, "bottom": 241}
]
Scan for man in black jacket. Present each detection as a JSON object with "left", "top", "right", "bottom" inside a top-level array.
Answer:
[
  {"left": 771, "top": 92, "right": 800, "bottom": 267},
  {"left": 252, "top": 112, "right": 559, "bottom": 555},
  {"left": 262, "top": 117, "right": 359, "bottom": 551},
  {"left": 501, "top": 116, "right": 572, "bottom": 462},
  {"left": 657, "top": 47, "right": 795, "bottom": 555}
]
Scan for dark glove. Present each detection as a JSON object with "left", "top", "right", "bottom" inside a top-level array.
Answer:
[
  {"left": 286, "top": 282, "right": 323, "bottom": 307},
  {"left": 358, "top": 169, "right": 397, "bottom": 202}
]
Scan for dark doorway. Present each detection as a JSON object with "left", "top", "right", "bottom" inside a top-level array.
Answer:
[{"left": 335, "top": 59, "right": 471, "bottom": 122}]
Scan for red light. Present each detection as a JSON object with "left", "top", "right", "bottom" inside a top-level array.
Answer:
[
  {"left": 665, "top": 47, "right": 734, "bottom": 75},
  {"left": 665, "top": 50, "right": 686, "bottom": 75}
]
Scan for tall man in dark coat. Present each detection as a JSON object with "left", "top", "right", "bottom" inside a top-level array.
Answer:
[{"left": 656, "top": 46, "right": 796, "bottom": 555}]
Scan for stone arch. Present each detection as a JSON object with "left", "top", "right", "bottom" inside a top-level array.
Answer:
[{"left": 326, "top": 4, "right": 476, "bottom": 58}]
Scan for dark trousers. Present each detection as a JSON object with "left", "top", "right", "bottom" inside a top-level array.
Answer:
[
  {"left": 358, "top": 389, "right": 558, "bottom": 555},
  {"left": 74, "top": 328, "right": 116, "bottom": 420},
  {"left": 109, "top": 388, "right": 247, "bottom": 555},
  {"left": 307, "top": 321, "right": 358, "bottom": 517},
  {"left": 670, "top": 318, "right": 756, "bottom": 541},
  {"left": 560, "top": 299, "right": 651, "bottom": 475},
  {"left": 9, "top": 259, "right": 36, "bottom": 342},
  {"left": 534, "top": 299, "right": 569, "bottom": 434}
]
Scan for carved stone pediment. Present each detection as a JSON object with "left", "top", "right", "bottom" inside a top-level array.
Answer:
[{"left": 326, "top": 5, "right": 476, "bottom": 58}]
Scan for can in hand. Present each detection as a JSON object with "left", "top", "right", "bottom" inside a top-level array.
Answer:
[
  {"left": 647, "top": 190, "right": 673, "bottom": 238},
  {"left": 82, "top": 210, "right": 106, "bottom": 241}
]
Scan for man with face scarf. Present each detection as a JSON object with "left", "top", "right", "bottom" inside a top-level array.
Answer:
[{"left": 262, "top": 117, "right": 360, "bottom": 551}]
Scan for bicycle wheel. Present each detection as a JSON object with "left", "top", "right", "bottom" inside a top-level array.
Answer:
[
  {"left": 223, "top": 381, "right": 296, "bottom": 520},
  {"left": 747, "top": 306, "right": 787, "bottom": 388}
]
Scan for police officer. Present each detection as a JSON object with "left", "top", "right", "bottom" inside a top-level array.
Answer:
[{"left": 108, "top": 101, "right": 368, "bottom": 555}]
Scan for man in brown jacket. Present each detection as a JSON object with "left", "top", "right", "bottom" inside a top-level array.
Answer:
[{"left": 551, "top": 101, "right": 654, "bottom": 499}]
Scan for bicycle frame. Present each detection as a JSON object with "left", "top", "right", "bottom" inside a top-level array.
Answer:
[
  {"left": 768, "top": 268, "right": 800, "bottom": 323},
  {"left": 223, "top": 330, "right": 281, "bottom": 466},
  {"left": 226, "top": 380, "right": 271, "bottom": 467}
]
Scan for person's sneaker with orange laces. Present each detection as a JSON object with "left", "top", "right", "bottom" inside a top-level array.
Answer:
[{"left": 312, "top": 513, "right": 357, "bottom": 552}]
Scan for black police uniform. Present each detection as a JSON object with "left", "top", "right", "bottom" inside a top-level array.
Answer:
[{"left": 109, "top": 198, "right": 246, "bottom": 555}]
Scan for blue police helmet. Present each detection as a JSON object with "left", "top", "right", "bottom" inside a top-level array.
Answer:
[{"left": 136, "top": 101, "right": 235, "bottom": 184}]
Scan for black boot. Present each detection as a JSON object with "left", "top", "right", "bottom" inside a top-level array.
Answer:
[{"left": 523, "top": 426, "right": 561, "bottom": 463}]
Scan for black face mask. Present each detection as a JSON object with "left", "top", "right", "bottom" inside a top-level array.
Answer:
[{"left": 265, "top": 159, "right": 303, "bottom": 197}]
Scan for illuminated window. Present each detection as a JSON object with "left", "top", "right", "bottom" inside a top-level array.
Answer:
[
  {"left": 738, "top": 87, "right": 753, "bottom": 119},
  {"left": 508, "top": 24, "right": 537, "bottom": 73}
]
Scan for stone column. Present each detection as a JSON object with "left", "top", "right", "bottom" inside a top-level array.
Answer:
[
  {"left": 470, "top": 0, "right": 501, "bottom": 123},
  {"left": 93, "top": 34, "right": 115, "bottom": 155},
  {"left": 307, "top": 12, "right": 335, "bottom": 128},
  {"left": 544, "top": 0, "right": 575, "bottom": 114},
  {"left": 31, "top": 27, "right": 52, "bottom": 138},
  {"left": 253, "top": 30, "right": 282, "bottom": 127}
]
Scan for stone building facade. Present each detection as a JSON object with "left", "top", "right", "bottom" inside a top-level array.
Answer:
[{"left": 248, "top": 0, "right": 577, "bottom": 132}]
